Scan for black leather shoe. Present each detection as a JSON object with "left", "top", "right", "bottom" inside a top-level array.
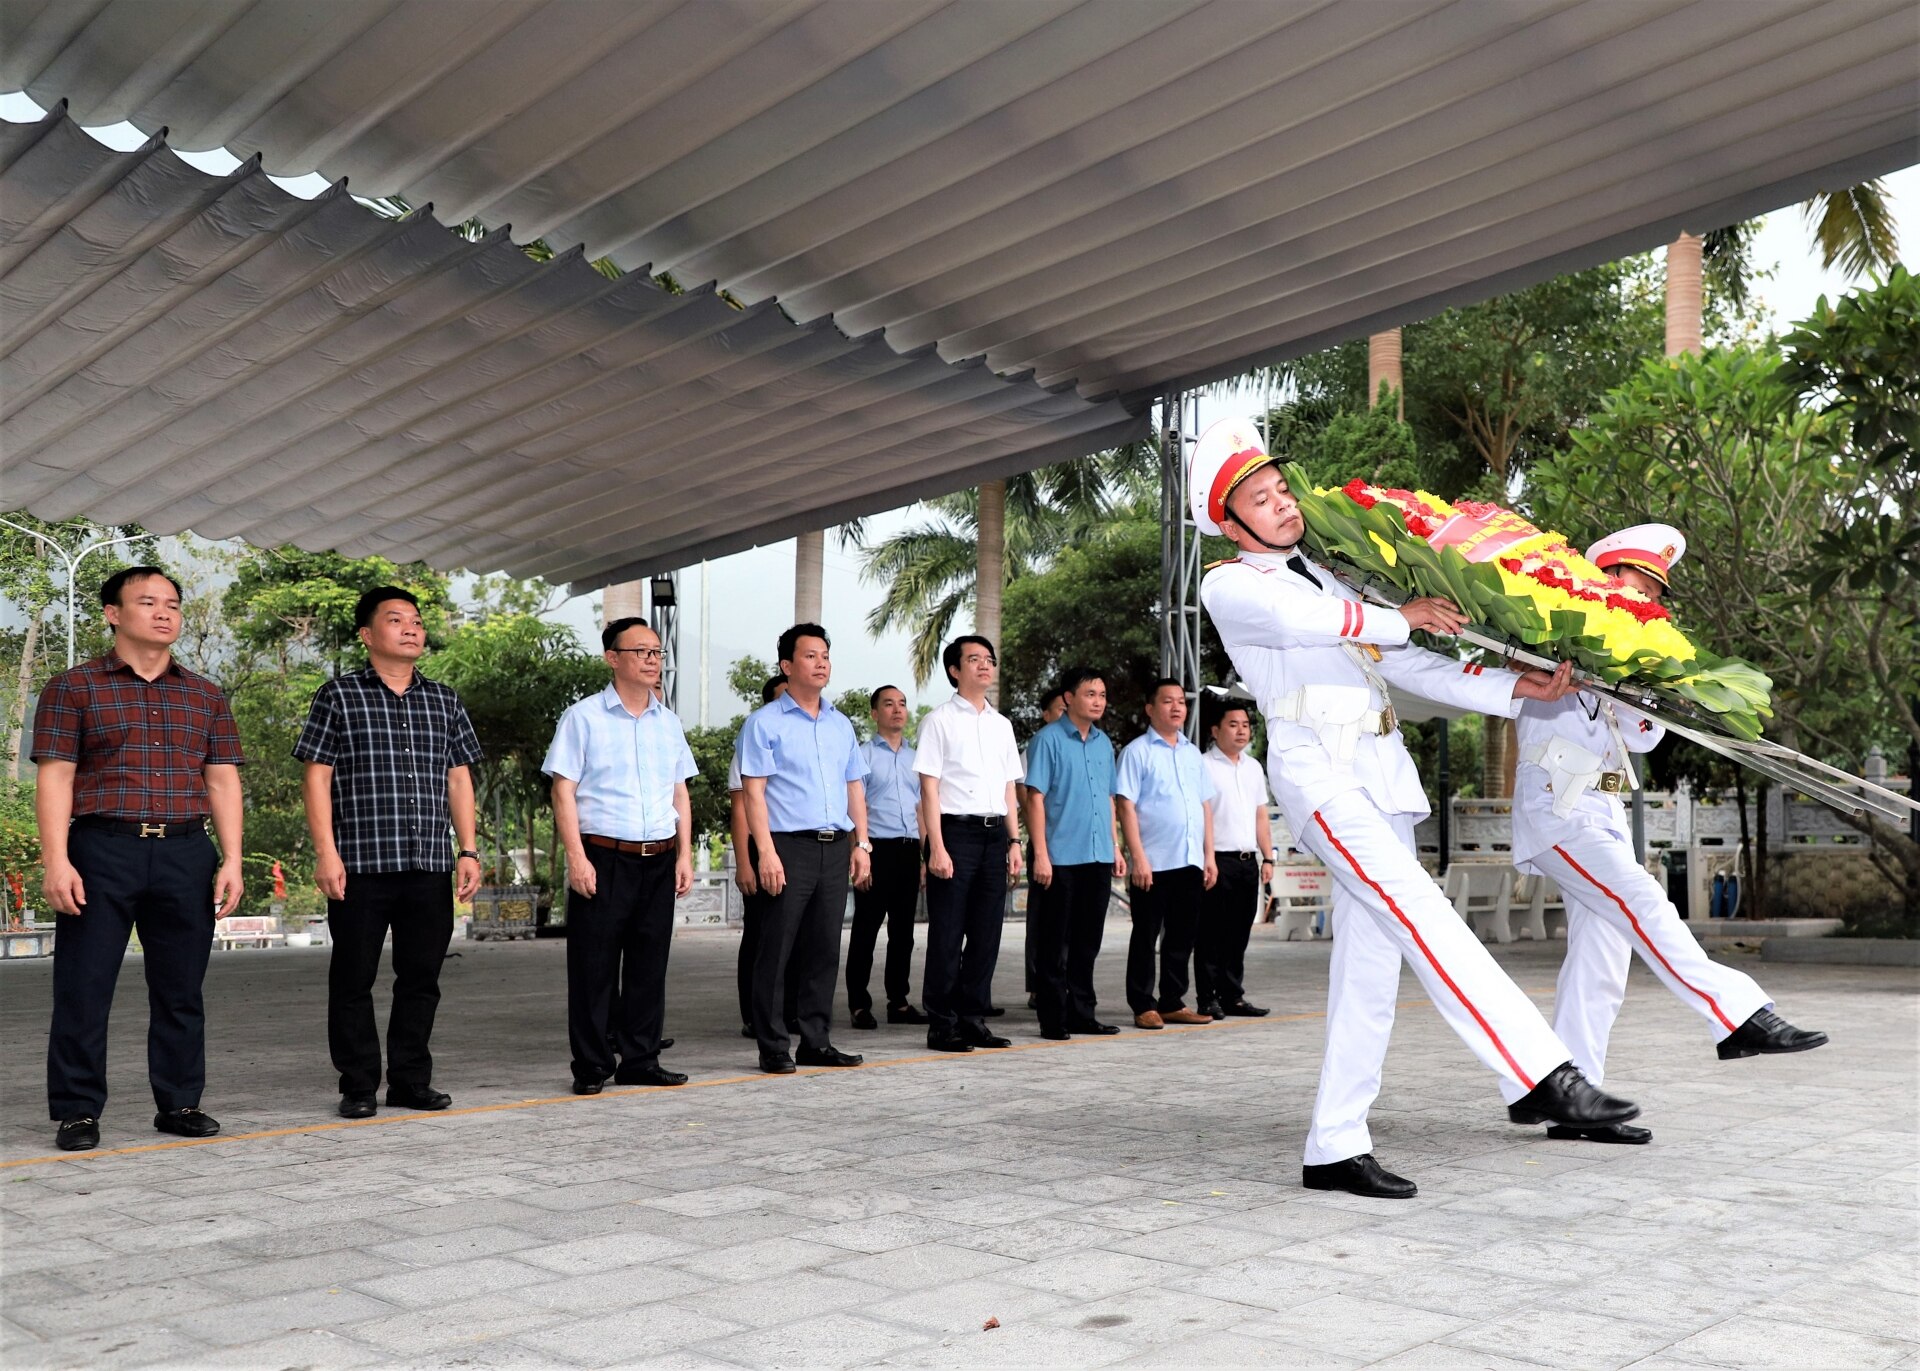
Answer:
[
  {"left": 963, "top": 1029, "right": 1012, "bottom": 1049},
  {"left": 1069, "top": 1019, "right": 1122, "bottom": 1036},
  {"left": 1302, "top": 1153, "right": 1417, "bottom": 1199},
  {"left": 1507, "top": 1063, "right": 1639, "bottom": 1128},
  {"left": 338, "top": 1094, "right": 377, "bottom": 1118},
  {"left": 385, "top": 1084, "right": 452, "bottom": 1111},
  {"left": 984, "top": 1005, "right": 1006, "bottom": 1018},
  {"left": 759, "top": 1054, "right": 796, "bottom": 1075},
  {"left": 616, "top": 1065, "right": 688, "bottom": 1087},
  {"left": 154, "top": 1107, "right": 220, "bottom": 1138},
  {"left": 740, "top": 1024, "right": 755, "bottom": 1039},
  {"left": 660, "top": 1038, "right": 675, "bottom": 1051},
  {"left": 1224, "top": 1001, "right": 1271, "bottom": 1017},
  {"left": 1717, "top": 1008, "right": 1828, "bottom": 1060},
  {"left": 1039, "top": 1027, "right": 1071, "bottom": 1041},
  {"left": 56, "top": 1117, "right": 99, "bottom": 1151},
  {"left": 1200, "top": 1001, "right": 1226, "bottom": 1021},
  {"left": 927, "top": 1032, "right": 974, "bottom": 1053},
  {"left": 572, "top": 1078, "right": 604, "bottom": 1096},
  {"left": 850, "top": 1008, "right": 878, "bottom": 1030},
  {"left": 886, "top": 1003, "right": 930, "bottom": 1024},
  {"left": 1548, "top": 1121, "right": 1653, "bottom": 1144},
  {"left": 796, "top": 1045, "right": 864, "bottom": 1068}
]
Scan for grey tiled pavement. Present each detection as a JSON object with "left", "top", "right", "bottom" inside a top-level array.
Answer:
[{"left": 2, "top": 919, "right": 1915, "bottom": 1369}]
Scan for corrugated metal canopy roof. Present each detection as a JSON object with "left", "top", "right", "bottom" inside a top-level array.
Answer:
[
  {"left": 0, "top": 110, "right": 1141, "bottom": 590},
  {"left": 2, "top": 0, "right": 1915, "bottom": 585},
  {"left": 6, "top": 0, "right": 1912, "bottom": 404}
]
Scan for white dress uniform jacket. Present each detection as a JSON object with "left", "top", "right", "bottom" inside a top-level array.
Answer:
[
  {"left": 1511, "top": 695, "right": 1664, "bottom": 870},
  {"left": 1199, "top": 551, "right": 1527, "bottom": 825}
]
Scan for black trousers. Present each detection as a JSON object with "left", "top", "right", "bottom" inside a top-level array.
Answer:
[
  {"left": 1126, "top": 864, "right": 1204, "bottom": 1014},
  {"left": 753, "top": 832, "right": 849, "bottom": 1058},
  {"left": 566, "top": 844, "right": 675, "bottom": 1082},
  {"left": 735, "top": 837, "right": 781, "bottom": 1029},
  {"left": 1028, "top": 861, "right": 1112, "bottom": 1031},
  {"left": 846, "top": 838, "right": 919, "bottom": 1012},
  {"left": 1022, "top": 842, "right": 1037, "bottom": 995},
  {"left": 327, "top": 869, "right": 454, "bottom": 1096},
  {"left": 1196, "top": 853, "right": 1262, "bottom": 1009},
  {"left": 48, "top": 826, "right": 217, "bottom": 1120},
  {"left": 923, "top": 818, "right": 1008, "bottom": 1037}
]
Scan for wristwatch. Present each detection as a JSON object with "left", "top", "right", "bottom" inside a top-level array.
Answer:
[
  {"left": 855, "top": 839, "right": 873, "bottom": 853},
  {"left": 458, "top": 849, "right": 480, "bottom": 861}
]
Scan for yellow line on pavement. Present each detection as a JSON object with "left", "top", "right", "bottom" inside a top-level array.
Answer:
[{"left": 2, "top": 987, "right": 1553, "bottom": 1171}]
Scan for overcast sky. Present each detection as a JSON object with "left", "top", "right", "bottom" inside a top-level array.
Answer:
[{"left": 4, "top": 90, "right": 1910, "bottom": 722}]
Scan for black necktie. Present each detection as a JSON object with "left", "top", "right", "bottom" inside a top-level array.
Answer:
[{"left": 1287, "top": 555, "right": 1322, "bottom": 590}]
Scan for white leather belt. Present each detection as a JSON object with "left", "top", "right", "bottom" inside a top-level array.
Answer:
[
  {"left": 1521, "top": 739, "right": 1629, "bottom": 818},
  {"left": 1268, "top": 684, "right": 1394, "bottom": 767}
]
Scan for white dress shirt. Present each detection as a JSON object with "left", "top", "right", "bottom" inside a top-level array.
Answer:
[
  {"left": 913, "top": 694, "right": 1023, "bottom": 816},
  {"left": 1203, "top": 745, "right": 1271, "bottom": 853},
  {"left": 542, "top": 686, "right": 697, "bottom": 842},
  {"left": 1511, "top": 694, "right": 1664, "bottom": 867}
]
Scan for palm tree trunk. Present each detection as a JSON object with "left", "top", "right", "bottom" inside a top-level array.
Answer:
[
  {"left": 1664, "top": 232, "right": 1703, "bottom": 356},
  {"left": 1368, "top": 329, "right": 1404, "bottom": 418},
  {"left": 975, "top": 479, "right": 1005, "bottom": 707},
  {"left": 794, "top": 530, "right": 823, "bottom": 623},
  {"left": 602, "top": 580, "right": 645, "bottom": 625},
  {"left": 1483, "top": 716, "right": 1517, "bottom": 799},
  {"left": 8, "top": 608, "right": 42, "bottom": 779}
]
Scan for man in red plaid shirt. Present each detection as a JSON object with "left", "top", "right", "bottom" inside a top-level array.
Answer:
[{"left": 32, "top": 566, "right": 245, "bottom": 1153}]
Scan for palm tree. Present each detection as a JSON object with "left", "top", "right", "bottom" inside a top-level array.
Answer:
[
  {"left": 846, "top": 446, "right": 1153, "bottom": 685},
  {"left": 1666, "top": 179, "right": 1899, "bottom": 355}
]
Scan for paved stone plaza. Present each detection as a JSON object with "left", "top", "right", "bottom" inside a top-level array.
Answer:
[{"left": 2, "top": 921, "right": 1914, "bottom": 1370}]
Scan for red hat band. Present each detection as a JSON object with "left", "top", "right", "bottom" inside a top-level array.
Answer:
[{"left": 1207, "top": 446, "right": 1273, "bottom": 526}]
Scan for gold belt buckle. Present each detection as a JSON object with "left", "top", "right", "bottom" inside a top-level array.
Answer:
[
  {"left": 1596, "top": 773, "right": 1624, "bottom": 794},
  {"left": 1378, "top": 704, "right": 1397, "bottom": 736},
  {"left": 138, "top": 822, "right": 166, "bottom": 838}
]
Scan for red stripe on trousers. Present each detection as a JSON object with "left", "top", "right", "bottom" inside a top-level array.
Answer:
[
  {"left": 1550, "top": 845, "right": 1736, "bottom": 1031},
  {"left": 1311, "top": 812, "right": 1536, "bottom": 1089},
  {"left": 1338, "top": 601, "right": 1353, "bottom": 637}
]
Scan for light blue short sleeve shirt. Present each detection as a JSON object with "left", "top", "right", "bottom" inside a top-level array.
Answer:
[
  {"left": 860, "top": 736, "right": 920, "bottom": 840},
  {"left": 738, "top": 694, "right": 869, "bottom": 832},
  {"left": 1024, "top": 715, "right": 1115, "bottom": 866},
  {"left": 1115, "top": 730, "right": 1215, "bottom": 873},
  {"left": 542, "top": 687, "right": 697, "bottom": 842}
]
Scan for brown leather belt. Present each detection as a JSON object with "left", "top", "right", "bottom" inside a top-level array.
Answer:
[{"left": 584, "top": 834, "right": 676, "bottom": 857}]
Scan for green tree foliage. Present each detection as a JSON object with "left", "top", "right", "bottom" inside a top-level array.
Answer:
[
  {"left": 222, "top": 547, "right": 452, "bottom": 669},
  {"left": 1528, "top": 312, "right": 1919, "bottom": 922},
  {"left": 1000, "top": 518, "right": 1232, "bottom": 745}
]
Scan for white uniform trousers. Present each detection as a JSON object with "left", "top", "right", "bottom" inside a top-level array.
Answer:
[
  {"left": 1498, "top": 830, "right": 1771, "bottom": 1105},
  {"left": 1298, "top": 791, "right": 1571, "bottom": 1165}
]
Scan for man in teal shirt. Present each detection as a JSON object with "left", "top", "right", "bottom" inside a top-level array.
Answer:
[{"left": 1024, "top": 668, "right": 1125, "bottom": 1040}]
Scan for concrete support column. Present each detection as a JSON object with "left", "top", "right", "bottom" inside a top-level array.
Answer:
[{"left": 794, "top": 530, "right": 823, "bottom": 623}]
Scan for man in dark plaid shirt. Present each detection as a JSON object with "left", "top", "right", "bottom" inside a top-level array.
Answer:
[
  {"left": 296, "top": 586, "right": 483, "bottom": 1119},
  {"left": 32, "top": 566, "right": 245, "bottom": 1153}
]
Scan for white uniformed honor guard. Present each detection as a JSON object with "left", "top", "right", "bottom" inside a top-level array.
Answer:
[
  {"left": 1194, "top": 419, "right": 1641, "bottom": 1198},
  {"left": 1503, "top": 526, "right": 1826, "bottom": 1144}
]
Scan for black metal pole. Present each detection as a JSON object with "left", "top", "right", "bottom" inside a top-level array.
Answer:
[{"left": 1437, "top": 721, "right": 1451, "bottom": 874}]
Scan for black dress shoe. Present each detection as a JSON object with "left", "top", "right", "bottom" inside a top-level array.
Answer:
[
  {"left": 616, "top": 1065, "right": 688, "bottom": 1087},
  {"left": 1039, "top": 1028, "right": 1071, "bottom": 1041},
  {"left": 983, "top": 1005, "right": 1006, "bottom": 1018},
  {"left": 1717, "top": 1008, "right": 1829, "bottom": 1060},
  {"left": 572, "top": 1078, "right": 604, "bottom": 1096},
  {"left": 1200, "top": 1001, "right": 1226, "bottom": 1021},
  {"left": 963, "top": 1029, "right": 1012, "bottom": 1049},
  {"left": 851, "top": 1008, "right": 878, "bottom": 1030},
  {"left": 1507, "top": 1063, "right": 1638, "bottom": 1128},
  {"left": 1302, "top": 1153, "right": 1417, "bottom": 1199},
  {"left": 154, "top": 1107, "right": 220, "bottom": 1138},
  {"left": 740, "top": 1024, "right": 755, "bottom": 1039},
  {"left": 56, "top": 1117, "right": 99, "bottom": 1151},
  {"left": 1224, "top": 1001, "right": 1271, "bottom": 1017},
  {"left": 1548, "top": 1121, "right": 1653, "bottom": 1144},
  {"left": 338, "top": 1094, "right": 378, "bottom": 1118},
  {"left": 1069, "top": 1019, "right": 1122, "bottom": 1036},
  {"left": 796, "top": 1045, "right": 864, "bottom": 1067},
  {"left": 759, "top": 1054, "right": 797, "bottom": 1075},
  {"left": 660, "top": 1038, "right": 675, "bottom": 1051},
  {"left": 386, "top": 1084, "right": 452, "bottom": 1111},
  {"left": 886, "top": 1003, "right": 930, "bottom": 1024},
  {"left": 927, "top": 1032, "right": 974, "bottom": 1053}
]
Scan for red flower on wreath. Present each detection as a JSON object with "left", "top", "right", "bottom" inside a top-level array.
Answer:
[{"left": 1342, "top": 479, "right": 1378, "bottom": 509}]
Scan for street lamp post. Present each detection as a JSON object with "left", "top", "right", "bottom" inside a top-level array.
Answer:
[{"left": 0, "top": 518, "right": 147, "bottom": 669}]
